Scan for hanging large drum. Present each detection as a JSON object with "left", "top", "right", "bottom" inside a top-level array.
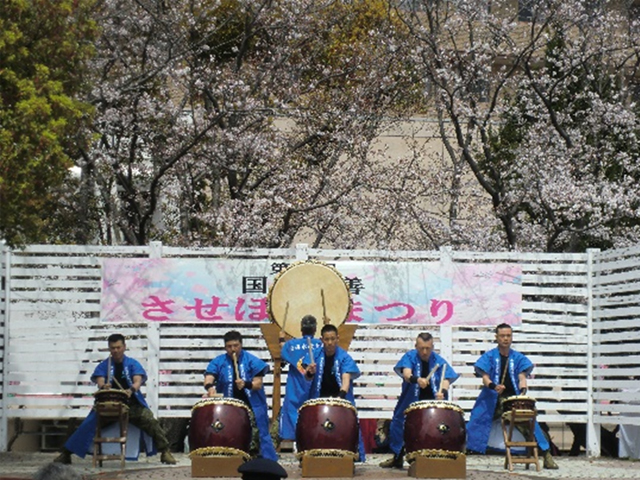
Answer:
[
  {"left": 268, "top": 261, "right": 351, "bottom": 338},
  {"left": 404, "top": 400, "right": 466, "bottom": 461},
  {"left": 296, "top": 398, "right": 359, "bottom": 459},
  {"left": 189, "top": 398, "right": 252, "bottom": 459}
]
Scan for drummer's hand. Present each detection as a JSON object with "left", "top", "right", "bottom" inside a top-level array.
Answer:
[
  {"left": 206, "top": 388, "right": 218, "bottom": 398},
  {"left": 417, "top": 377, "right": 428, "bottom": 389},
  {"left": 306, "top": 364, "right": 317, "bottom": 376},
  {"left": 125, "top": 389, "right": 133, "bottom": 398},
  {"left": 495, "top": 384, "right": 506, "bottom": 394},
  {"left": 101, "top": 384, "right": 111, "bottom": 390},
  {"left": 435, "top": 391, "right": 445, "bottom": 400},
  {"left": 235, "top": 378, "right": 246, "bottom": 390}
]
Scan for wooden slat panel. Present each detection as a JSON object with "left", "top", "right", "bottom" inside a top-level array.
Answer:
[{"left": 2, "top": 243, "right": 639, "bottom": 434}]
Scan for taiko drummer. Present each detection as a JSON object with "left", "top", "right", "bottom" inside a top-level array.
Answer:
[
  {"left": 466, "top": 323, "right": 558, "bottom": 469},
  {"left": 203, "top": 330, "right": 278, "bottom": 461},
  {"left": 379, "top": 332, "right": 459, "bottom": 469},
  {"left": 302, "top": 324, "right": 366, "bottom": 461},
  {"left": 54, "top": 333, "right": 176, "bottom": 465},
  {"left": 277, "top": 315, "right": 322, "bottom": 444}
]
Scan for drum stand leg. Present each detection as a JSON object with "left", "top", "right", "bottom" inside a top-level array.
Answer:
[
  {"left": 93, "top": 404, "right": 129, "bottom": 469},
  {"left": 501, "top": 409, "right": 540, "bottom": 472}
]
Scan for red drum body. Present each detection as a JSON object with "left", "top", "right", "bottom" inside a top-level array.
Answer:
[
  {"left": 93, "top": 389, "right": 129, "bottom": 416},
  {"left": 296, "top": 398, "right": 359, "bottom": 458},
  {"left": 503, "top": 395, "right": 536, "bottom": 412},
  {"left": 189, "top": 398, "right": 252, "bottom": 457},
  {"left": 404, "top": 401, "right": 466, "bottom": 459}
]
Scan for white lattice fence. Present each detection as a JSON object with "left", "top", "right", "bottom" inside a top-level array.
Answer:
[
  {"left": 1, "top": 242, "right": 639, "bottom": 456},
  {"left": 592, "top": 245, "right": 640, "bottom": 427}
]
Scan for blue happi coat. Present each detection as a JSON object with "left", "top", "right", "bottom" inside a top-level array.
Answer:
[
  {"left": 303, "top": 346, "right": 366, "bottom": 462},
  {"left": 388, "top": 350, "right": 459, "bottom": 456},
  {"left": 466, "top": 347, "right": 549, "bottom": 453},
  {"left": 205, "top": 350, "right": 278, "bottom": 460},
  {"left": 278, "top": 335, "right": 323, "bottom": 440},
  {"left": 65, "top": 355, "right": 156, "bottom": 458}
]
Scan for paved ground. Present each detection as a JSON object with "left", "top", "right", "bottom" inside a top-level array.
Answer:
[{"left": 1, "top": 452, "right": 639, "bottom": 480}]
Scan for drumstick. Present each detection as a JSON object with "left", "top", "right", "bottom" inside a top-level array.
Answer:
[
  {"left": 106, "top": 355, "right": 125, "bottom": 391},
  {"left": 281, "top": 301, "right": 289, "bottom": 334},
  {"left": 105, "top": 355, "right": 127, "bottom": 391},
  {"left": 321, "top": 289, "right": 330, "bottom": 325},
  {"left": 423, "top": 363, "right": 441, "bottom": 385},
  {"left": 438, "top": 364, "right": 447, "bottom": 394},
  {"left": 112, "top": 376, "right": 126, "bottom": 391},
  {"left": 500, "top": 355, "right": 509, "bottom": 386},
  {"left": 232, "top": 352, "right": 240, "bottom": 379},
  {"left": 308, "top": 337, "right": 315, "bottom": 365}
]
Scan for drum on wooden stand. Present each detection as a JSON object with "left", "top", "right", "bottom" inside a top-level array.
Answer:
[
  {"left": 189, "top": 398, "right": 252, "bottom": 460},
  {"left": 404, "top": 400, "right": 466, "bottom": 462},
  {"left": 503, "top": 395, "right": 536, "bottom": 412},
  {"left": 93, "top": 389, "right": 130, "bottom": 416},
  {"left": 296, "top": 398, "right": 359, "bottom": 459},
  {"left": 268, "top": 261, "right": 351, "bottom": 338}
]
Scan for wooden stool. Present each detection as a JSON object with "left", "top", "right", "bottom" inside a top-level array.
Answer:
[
  {"left": 501, "top": 409, "right": 540, "bottom": 472},
  {"left": 93, "top": 402, "right": 129, "bottom": 468}
]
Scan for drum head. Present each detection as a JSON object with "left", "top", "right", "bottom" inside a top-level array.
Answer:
[{"left": 268, "top": 261, "right": 351, "bottom": 338}]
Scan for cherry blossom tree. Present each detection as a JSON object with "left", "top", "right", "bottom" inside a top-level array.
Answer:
[
  {"left": 394, "top": 0, "right": 640, "bottom": 251},
  {"left": 75, "top": 0, "right": 427, "bottom": 248}
]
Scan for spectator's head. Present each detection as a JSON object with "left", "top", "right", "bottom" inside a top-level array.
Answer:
[
  {"left": 33, "top": 463, "right": 82, "bottom": 480},
  {"left": 238, "top": 457, "right": 288, "bottom": 480}
]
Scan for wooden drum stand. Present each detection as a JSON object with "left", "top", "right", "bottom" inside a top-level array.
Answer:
[{"left": 501, "top": 406, "right": 541, "bottom": 472}]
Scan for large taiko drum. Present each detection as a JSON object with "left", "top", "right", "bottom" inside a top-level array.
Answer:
[
  {"left": 296, "top": 398, "right": 359, "bottom": 459},
  {"left": 403, "top": 400, "right": 466, "bottom": 461},
  {"left": 93, "top": 389, "right": 129, "bottom": 416},
  {"left": 503, "top": 395, "right": 536, "bottom": 412},
  {"left": 268, "top": 261, "right": 351, "bottom": 338},
  {"left": 189, "top": 398, "right": 252, "bottom": 459}
]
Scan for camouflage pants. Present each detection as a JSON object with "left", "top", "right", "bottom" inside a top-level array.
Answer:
[{"left": 125, "top": 403, "right": 170, "bottom": 452}]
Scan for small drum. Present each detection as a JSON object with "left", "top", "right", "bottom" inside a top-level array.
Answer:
[
  {"left": 403, "top": 400, "right": 466, "bottom": 461},
  {"left": 189, "top": 398, "right": 252, "bottom": 459},
  {"left": 93, "top": 389, "right": 129, "bottom": 416},
  {"left": 268, "top": 261, "right": 351, "bottom": 338},
  {"left": 296, "top": 398, "right": 359, "bottom": 459},
  {"left": 503, "top": 395, "right": 536, "bottom": 412}
]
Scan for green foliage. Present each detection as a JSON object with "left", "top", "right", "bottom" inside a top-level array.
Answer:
[
  {"left": 0, "top": 0, "right": 97, "bottom": 247},
  {"left": 187, "top": 0, "right": 252, "bottom": 64}
]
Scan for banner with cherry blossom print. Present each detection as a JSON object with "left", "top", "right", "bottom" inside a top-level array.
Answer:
[{"left": 101, "top": 258, "right": 521, "bottom": 326}]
